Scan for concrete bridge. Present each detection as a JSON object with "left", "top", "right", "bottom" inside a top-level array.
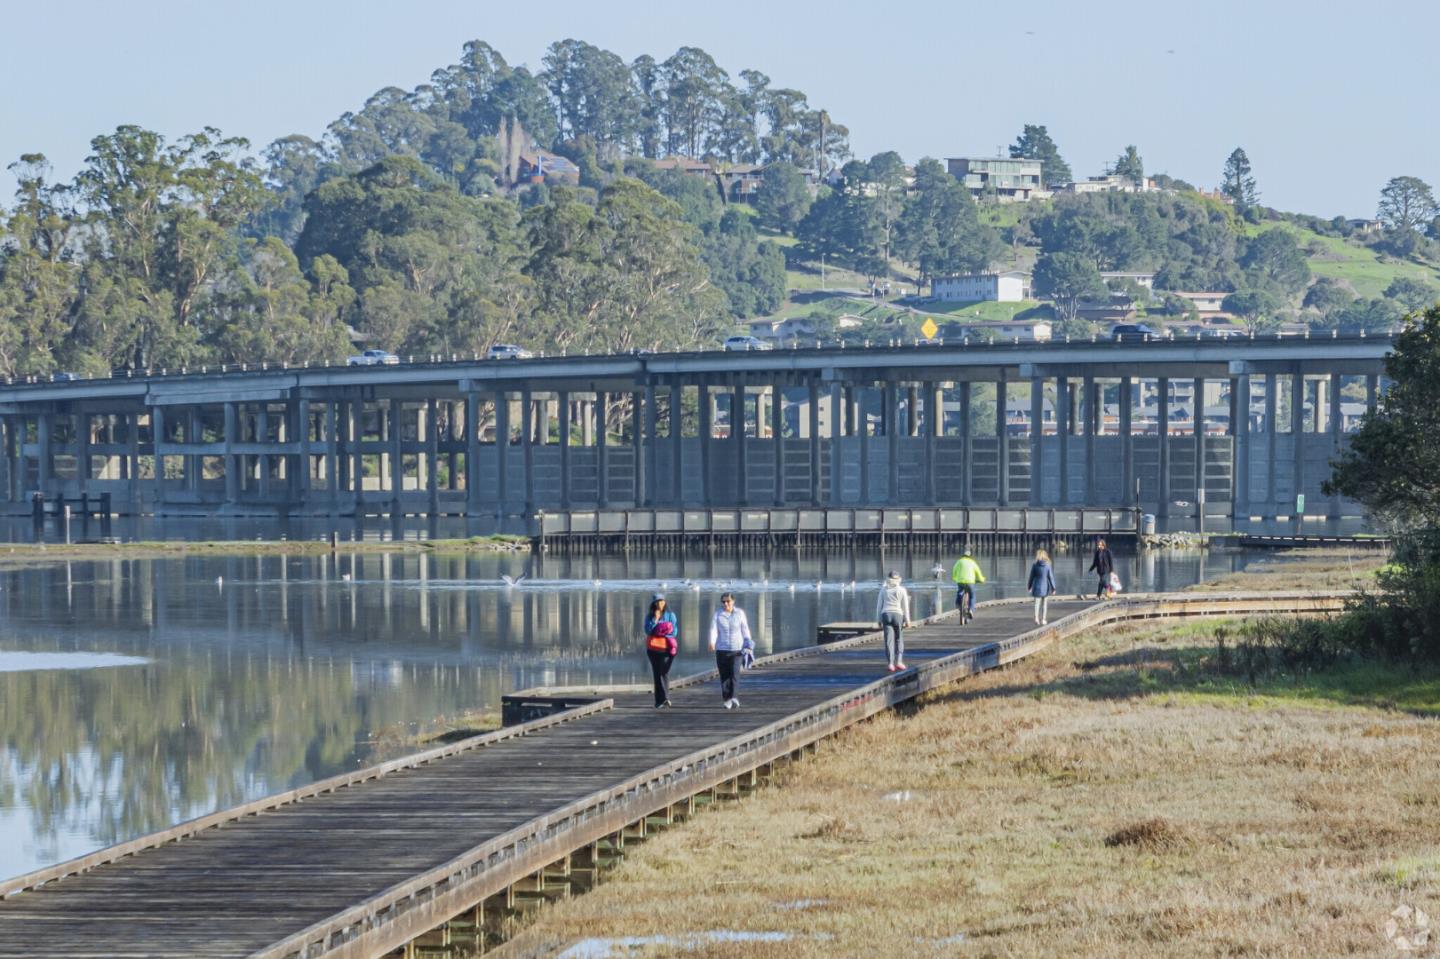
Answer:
[{"left": 0, "top": 333, "right": 1391, "bottom": 522}]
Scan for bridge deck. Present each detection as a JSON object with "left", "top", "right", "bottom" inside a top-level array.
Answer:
[{"left": 0, "top": 599, "right": 1085, "bottom": 958}]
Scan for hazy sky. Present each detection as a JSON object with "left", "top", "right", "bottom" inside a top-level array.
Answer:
[{"left": 2, "top": 0, "right": 1436, "bottom": 217}]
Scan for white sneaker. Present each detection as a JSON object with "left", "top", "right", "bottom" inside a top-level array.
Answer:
[
  {"left": 1041, "top": 619, "right": 1048, "bottom": 625},
  {"left": 728, "top": 698, "right": 740, "bottom": 709}
]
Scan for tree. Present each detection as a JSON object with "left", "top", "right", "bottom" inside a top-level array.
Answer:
[
  {"left": 894, "top": 158, "right": 1002, "bottom": 283},
  {"left": 1377, "top": 176, "right": 1438, "bottom": 256},
  {"left": 1326, "top": 306, "right": 1440, "bottom": 528},
  {"left": 1220, "top": 148, "right": 1258, "bottom": 211},
  {"left": 1240, "top": 228, "right": 1310, "bottom": 295},
  {"left": 211, "top": 238, "right": 355, "bottom": 366},
  {"left": 1112, "top": 145, "right": 1144, "bottom": 186},
  {"left": 699, "top": 208, "right": 786, "bottom": 317},
  {"left": 1009, "top": 124, "right": 1071, "bottom": 188},
  {"left": 1221, "top": 289, "right": 1282, "bottom": 334},
  {"left": 1302, "top": 276, "right": 1355, "bottom": 314},
  {"left": 1033, "top": 252, "right": 1106, "bottom": 326},
  {"left": 1384, "top": 276, "right": 1439, "bottom": 312},
  {"left": 754, "top": 161, "right": 812, "bottom": 234}
]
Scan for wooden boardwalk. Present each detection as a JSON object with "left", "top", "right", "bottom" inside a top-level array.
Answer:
[{"left": 0, "top": 592, "right": 1345, "bottom": 958}]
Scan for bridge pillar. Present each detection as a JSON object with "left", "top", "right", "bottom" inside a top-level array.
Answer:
[
  {"left": 732, "top": 383, "right": 745, "bottom": 505},
  {"left": 1029, "top": 377, "right": 1044, "bottom": 506},
  {"left": 1263, "top": 374, "right": 1277, "bottom": 514},
  {"left": 1365, "top": 374, "right": 1378, "bottom": 415},
  {"left": 997, "top": 375, "right": 1010, "bottom": 507},
  {"left": 697, "top": 385, "right": 711, "bottom": 505},
  {"left": 464, "top": 394, "right": 481, "bottom": 515},
  {"left": 924, "top": 380, "right": 938, "bottom": 505},
  {"left": 35, "top": 410, "right": 53, "bottom": 496},
  {"left": 325, "top": 402, "right": 338, "bottom": 509},
  {"left": 806, "top": 379, "right": 820, "bottom": 506},
  {"left": 256, "top": 404, "right": 272, "bottom": 500},
  {"left": 1193, "top": 378, "right": 1205, "bottom": 521},
  {"left": 857, "top": 386, "right": 870, "bottom": 504},
  {"left": 594, "top": 392, "right": 608, "bottom": 508},
  {"left": 1119, "top": 376, "right": 1134, "bottom": 506},
  {"left": 425, "top": 398, "right": 439, "bottom": 515},
  {"left": 293, "top": 399, "right": 309, "bottom": 502},
  {"left": 223, "top": 402, "right": 239, "bottom": 505},
  {"left": 828, "top": 381, "right": 843, "bottom": 505},
  {"left": 634, "top": 388, "right": 648, "bottom": 507},
  {"left": 1, "top": 416, "right": 13, "bottom": 502},
  {"left": 150, "top": 406, "right": 166, "bottom": 510},
  {"left": 772, "top": 382, "right": 786, "bottom": 506},
  {"left": 352, "top": 401, "right": 367, "bottom": 513},
  {"left": 1056, "top": 377, "right": 1069, "bottom": 505},
  {"left": 1157, "top": 377, "right": 1170, "bottom": 519},
  {"left": 1233, "top": 374, "right": 1249, "bottom": 518},
  {"left": 1083, "top": 375, "right": 1097, "bottom": 507},
  {"left": 958, "top": 382, "right": 971, "bottom": 505},
  {"left": 886, "top": 382, "right": 900, "bottom": 504},
  {"left": 669, "top": 384, "right": 682, "bottom": 505},
  {"left": 1291, "top": 371, "right": 1305, "bottom": 519},
  {"left": 1328, "top": 372, "right": 1343, "bottom": 518},
  {"left": 557, "top": 390, "right": 571, "bottom": 509},
  {"left": 386, "top": 399, "right": 402, "bottom": 515}
]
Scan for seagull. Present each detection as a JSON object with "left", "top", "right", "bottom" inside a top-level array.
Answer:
[
  {"left": 592, "top": 579, "right": 602, "bottom": 588},
  {"left": 788, "top": 583, "right": 797, "bottom": 593},
  {"left": 930, "top": 563, "right": 945, "bottom": 579},
  {"left": 215, "top": 576, "right": 223, "bottom": 588},
  {"left": 342, "top": 573, "right": 351, "bottom": 582},
  {"left": 501, "top": 574, "right": 526, "bottom": 588}
]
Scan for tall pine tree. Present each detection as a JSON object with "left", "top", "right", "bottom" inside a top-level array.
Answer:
[
  {"left": 1009, "top": 124, "right": 1072, "bottom": 188},
  {"left": 1221, "top": 147, "right": 1258, "bottom": 211}
]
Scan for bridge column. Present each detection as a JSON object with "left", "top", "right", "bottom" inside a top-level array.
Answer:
[
  {"left": 828, "top": 381, "right": 843, "bottom": 505},
  {"left": 2, "top": 416, "right": 15, "bottom": 501},
  {"left": 495, "top": 392, "right": 509, "bottom": 515},
  {"left": 732, "top": 383, "right": 746, "bottom": 505},
  {"left": 1056, "top": 377, "right": 1069, "bottom": 505},
  {"left": 772, "top": 382, "right": 786, "bottom": 506},
  {"left": 256, "top": 405, "right": 273, "bottom": 500},
  {"left": 1119, "top": 376, "right": 1134, "bottom": 506},
  {"left": 1193, "top": 378, "right": 1205, "bottom": 519},
  {"left": 997, "top": 376, "right": 1010, "bottom": 506},
  {"left": 35, "top": 410, "right": 53, "bottom": 496},
  {"left": 1029, "top": 377, "right": 1044, "bottom": 505},
  {"left": 223, "top": 402, "right": 239, "bottom": 505},
  {"left": 958, "top": 382, "right": 972, "bottom": 505},
  {"left": 1263, "top": 374, "right": 1277, "bottom": 514},
  {"left": 556, "top": 390, "right": 571, "bottom": 509},
  {"left": 520, "top": 388, "right": 534, "bottom": 513},
  {"left": 325, "top": 402, "right": 339, "bottom": 509},
  {"left": 669, "top": 384, "right": 682, "bottom": 505},
  {"left": 634, "top": 388, "right": 647, "bottom": 507},
  {"left": 150, "top": 406, "right": 165, "bottom": 509},
  {"left": 924, "top": 381, "right": 939, "bottom": 505},
  {"left": 425, "top": 398, "right": 439, "bottom": 515},
  {"left": 1328, "top": 372, "right": 1343, "bottom": 518},
  {"left": 464, "top": 393, "right": 481, "bottom": 515},
  {"left": 1365, "top": 374, "right": 1378, "bottom": 415},
  {"left": 698, "top": 384, "right": 711, "bottom": 505},
  {"left": 351, "top": 401, "right": 366, "bottom": 512},
  {"left": 1291, "top": 371, "right": 1305, "bottom": 518},
  {"left": 807, "top": 380, "right": 821, "bottom": 505},
  {"left": 857, "top": 386, "right": 870, "bottom": 504},
  {"left": 1083, "top": 375, "right": 1097, "bottom": 506},
  {"left": 1157, "top": 377, "right": 1171, "bottom": 519},
  {"left": 388, "top": 399, "right": 403, "bottom": 516},
  {"left": 1233, "top": 374, "right": 1250, "bottom": 518},
  {"left": 886, "top": 382, "right": 900, "bottom": 504},
  {"left": 295, "top": 399, "right": 311, "bottom": 502}
]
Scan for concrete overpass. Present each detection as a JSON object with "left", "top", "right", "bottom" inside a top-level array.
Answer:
[{"left": 0, "top": 331, "right": 1393, "bottom": 522}]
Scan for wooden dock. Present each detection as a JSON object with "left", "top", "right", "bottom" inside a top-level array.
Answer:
[{"left": 0, "top": 590, "right": 1348, "bottom": 959}]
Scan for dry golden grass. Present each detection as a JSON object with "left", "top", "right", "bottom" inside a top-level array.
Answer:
[
  {"left": 1189, "top": 547, "right": 1385, "bottom": 593},
  {"left": 496, "top": 552, "right": 1440, "bottom": 958}
]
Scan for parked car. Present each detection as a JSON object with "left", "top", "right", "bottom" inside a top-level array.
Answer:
[
  {"left": 51, "top": 371, "right": 81, "bottom": 382},
  {"left": 1201, "top": 327, "right": 1244, "bottom": 340},
  {"left": 347, "top": 349, "right": 400, "bottom": 366},
  {"left": 1111, "top": 323, "right": 1157, "bottom": 343},
  {"left": 723, "top": 335, "right": 771, "bottom": 352},
  {"left": 486, "top": 343, "right": 533, "bottom": 360}
]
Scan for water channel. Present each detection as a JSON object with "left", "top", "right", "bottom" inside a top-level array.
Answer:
[{"left": 0, "top": 532, "right": 1273, "bottom": 882}]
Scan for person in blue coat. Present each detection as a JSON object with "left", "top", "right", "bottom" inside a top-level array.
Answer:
[{"left": 1027, "top": 548, "right": 1058, "bottom": 625}]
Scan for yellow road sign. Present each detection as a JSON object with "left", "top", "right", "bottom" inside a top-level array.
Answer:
[{"left": 920, "top": 318, "right": 938, "bottom": 340}]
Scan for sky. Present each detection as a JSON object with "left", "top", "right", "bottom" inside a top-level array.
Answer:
[{"left": 2, "top": 0, "right": 1437, "bottom": 218}]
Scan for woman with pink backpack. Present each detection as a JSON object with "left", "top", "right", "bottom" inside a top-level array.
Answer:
[{"left": 644, "top": 594, "right": 679, "bottom": 709}]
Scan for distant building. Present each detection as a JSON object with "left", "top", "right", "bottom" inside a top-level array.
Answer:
[
  {"left": 1061, "top": 174, "right": 1160, "bottom": 195},
  {"left": 717, "top": 164, "right": 766, "bottom": 204},
  {"left": 1100, "top": 271, "right": 1156, "bottom": 290},
  {"left": 948, "top": 319, "right": 1053, "bottom": 343},
  {"left": 1346, "top": 218, "right": 1383, "bottom": 236},
  {"left": 931, "top": 271, "right": 1029, "bottom": 302},
  {"left": 651, "top": 156, "right": 714, "bottom": 176},
  {"left": 946, "top": 157, "right": 1045, "bottom": 202},
  {"left": 1169, "top": 291, "right": 1228, "bottom": 316},
  {"left": 748, "top": 314, "right": 862, "bottom": 342},
  {"left": 517, "top": 150, "right": 580, "bottom": 186}
]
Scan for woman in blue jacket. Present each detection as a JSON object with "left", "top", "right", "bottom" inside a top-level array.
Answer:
[
  {"left": 1027, "top": 549, "right": 1058, "bottom": 625},
  {"left": 644, "top": 594, "right": 679, "bottom": 708}
]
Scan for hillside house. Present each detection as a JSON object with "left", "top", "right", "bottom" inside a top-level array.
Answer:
[
  {"left": 517, "top": 151, "right": 580, "bottom": 186},
  {"left": 931, "top": 271, "right": 1029, "bottom": 302},
  {"left": 946, "top": 157, "right": 1045, "bottom": 202}
]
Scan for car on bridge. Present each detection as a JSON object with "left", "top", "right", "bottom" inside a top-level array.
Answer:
[
  {"left": 723, "top": 335, "right": 771, "bottom": 352},
  {"left": 486, "top": 343, "right": 533, "bottom": 359},
  {"left": 347, "top": 349, "right": 400, "bottom": 366},
  {"left": 1111, "top": 323, "right": 1157, "bottom": 343},
  {"left": 51, "top": 371, "right": 81, "bottom": 382}
]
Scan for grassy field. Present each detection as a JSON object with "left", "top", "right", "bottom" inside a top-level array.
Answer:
[
  {"left": 499, "top": 551, "right": 1440, "bottom": 958},
  {"left": 1248, "top": 222, "right": 1440, "bottom": 300}
]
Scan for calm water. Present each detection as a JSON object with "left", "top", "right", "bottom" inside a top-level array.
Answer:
[{"left": 0, "top": 544, "right": 1266, "bottom": 882}]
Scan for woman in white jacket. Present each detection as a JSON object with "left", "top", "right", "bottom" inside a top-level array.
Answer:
[
  {"left": 708, "top": 592, "right": 753, "bottom": 709},
  {"left": 875, "top": 570, "right": 912, "bottom": 672}
]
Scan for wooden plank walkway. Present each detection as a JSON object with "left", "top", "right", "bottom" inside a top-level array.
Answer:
[{"left": 0, "top": 591, "right": 1347, "bottom": 958}]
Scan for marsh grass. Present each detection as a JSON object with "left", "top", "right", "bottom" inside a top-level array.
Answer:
[{"left": 498, "top": 551, "right": 1440, "bottom": 957}]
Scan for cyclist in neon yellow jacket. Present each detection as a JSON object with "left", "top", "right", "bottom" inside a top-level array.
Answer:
[{"left": 950, "top": 549, "right": 986, "bottom": 620}]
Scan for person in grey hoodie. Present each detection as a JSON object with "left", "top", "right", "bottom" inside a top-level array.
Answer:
[
  {"left": 708, "top": 592, "right": 752, "bottom": 709},
  {"left": 875, "top": 570, "right": 912, "bottom": 672}
]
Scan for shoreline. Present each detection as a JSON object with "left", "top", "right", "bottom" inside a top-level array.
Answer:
[{"left": 0, "top": 535, "right": 531, "bottom": 565}]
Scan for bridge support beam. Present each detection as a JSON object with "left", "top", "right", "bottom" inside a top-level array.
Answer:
[
  {"left": 669, "top": 384, "right": 682, "bottom": 505},
  {"left": 828, "top": 381, "right": 843, "bottom": 506},
  {"left": 1119, "top": 376, "right": 1134, "bottom": 506},
  {"left": 1233, "top": 374, "right": 1249, "bottom": 517}
]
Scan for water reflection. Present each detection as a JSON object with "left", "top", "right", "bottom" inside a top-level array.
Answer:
[{"left": 0, "top": 545, "right": 1262, "bottom": 881}]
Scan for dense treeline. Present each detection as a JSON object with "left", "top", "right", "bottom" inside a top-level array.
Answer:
[
  {"left": 0, "top": 39, "right": 849, "bottom": 377},
  {"left": 2, "top": 37, "right": 1439, "bottom": 379}
]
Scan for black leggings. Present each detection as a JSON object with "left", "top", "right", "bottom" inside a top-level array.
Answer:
[
  {"left": 716, "top": 650, "right": 743, "bottom": 701},
  {"left": 646, "top": 649, "right": 674, "bottom": 706}
]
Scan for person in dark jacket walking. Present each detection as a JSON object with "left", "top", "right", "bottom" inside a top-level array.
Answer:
[
  {"left": 1027, "top": 548, "right": 1058, "bottom": 624},
  {"left": 644, "top": 594, "right": 679, "bottom": 708},
  {"left": 1088, "top": 538, "right": 1115, "bottom": 600}
]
